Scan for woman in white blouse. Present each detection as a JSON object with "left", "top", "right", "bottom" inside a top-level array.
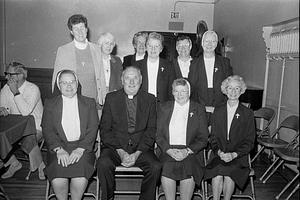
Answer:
[
  {"left": 204, "top": 75, "right": 255, "bottom": 200},
  {"left": 156, "top": 78, "right": 209, "bottom": 200},
  {"left": 41, "top": 70, "right": 99, "bottom": 200}
]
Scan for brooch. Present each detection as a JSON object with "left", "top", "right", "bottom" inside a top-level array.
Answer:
[
  {"left": 189, "top": 112, "right": 194, "bottom": 117},
  {"left": 161, "top": 67, "right": 164, "bottom": 72},
  {"left": 235, "top": 113, "right": 240, "bottom": 119},
  {"left": 214, "top": 68, "right": 218, "bottom": 72}
]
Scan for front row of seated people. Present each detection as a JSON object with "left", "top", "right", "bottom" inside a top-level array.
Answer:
[{"left": 40, "top": 66, "right": 255, "bottom": 200}]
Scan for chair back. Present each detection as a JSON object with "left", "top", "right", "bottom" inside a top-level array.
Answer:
[
  {"left": 254, "top": 107, "right": 275, "bottom": 136},
  {"left": 279, "top": 115, "right": 299, "bottom": 132}
]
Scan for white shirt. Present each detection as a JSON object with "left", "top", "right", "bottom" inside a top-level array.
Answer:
[
  {"left": 74, "top": 39, "right": 88, "bottom": 50},
  {"left": 169, "top": 101, "right": 190, "bottom": 145},
  {"left": 204, "top": 56, "right": 215, "bottom": 88},
  {"left": 147, "top": 58, "right": 159, "bottom": 97},
  {"left": 227, "top": 102, "right": 239, "bottom": 140},
  {"left": 61, "top": 95, "right": 81, "bottom": 142},
  {"left": 178, "top": 57, "right": 192, "bottom": 78},
  {"left": 135, "top": 53, "right": 145, "bottom": 61},
  {"left": 0, "top": 80, "right": 43, "bottom": 131},
  {"left": 102, "top": 55, "right": 111, "bottom": 87}
]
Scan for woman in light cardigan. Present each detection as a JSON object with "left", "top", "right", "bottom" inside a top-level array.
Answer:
[{"left": 42, "top": 70, "right": 99, "bottom": 200}]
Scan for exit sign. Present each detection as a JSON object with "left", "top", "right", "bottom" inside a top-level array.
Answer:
[{"left": 171, "top": 12, "right": 180, "bottom": 19}]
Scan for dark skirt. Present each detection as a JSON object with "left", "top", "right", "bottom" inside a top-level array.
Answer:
[
  {"left": 160, "top": 150, "right": 205, "bottom": 186},
  {"left": 45, "top": 141, "right": 95, "bottom": 181},
  {"left": 204, "top": 153, "right": 250, "bottom": 189}
]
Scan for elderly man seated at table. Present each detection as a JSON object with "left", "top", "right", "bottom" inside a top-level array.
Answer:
[{"left": 0, "top": 61, "right": 45, "bottom": 179}]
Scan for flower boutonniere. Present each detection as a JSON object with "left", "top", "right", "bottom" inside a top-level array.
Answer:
[
  {"left": 189, "top": 112, "right": 194, "bottom": 118},
  {"left": 235, "top": 113, "right": 240, "bottom": 119},
  {"left": 160, "top": 67, "right": 164, "bottom": 72},
  {"left": 214, "top": 68, "right": 218, "bottom": 73}
]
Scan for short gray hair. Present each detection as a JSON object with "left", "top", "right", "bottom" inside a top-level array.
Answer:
[
  {"left": 221, "top": 75, "right": 247, "bottom": 95},
  {"left": 6, "top": 61, "right": 27, "bottom": 78}
]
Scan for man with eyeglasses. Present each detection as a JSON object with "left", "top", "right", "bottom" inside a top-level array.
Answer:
[{"left": 0, "top": 61, "right": 45, "bottom": 179}]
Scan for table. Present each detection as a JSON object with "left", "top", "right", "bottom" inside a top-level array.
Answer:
[{"left": 0, "top": 114, "right": 36, "bottom": 160}]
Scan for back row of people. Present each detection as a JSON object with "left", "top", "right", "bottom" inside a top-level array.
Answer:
[{"left": 52, "top": 14, "right": 233, "bottom": 117}]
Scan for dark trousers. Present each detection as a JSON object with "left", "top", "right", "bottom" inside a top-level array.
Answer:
[{"left": 97, "top": 148, "right": 162, "bottom": 200}]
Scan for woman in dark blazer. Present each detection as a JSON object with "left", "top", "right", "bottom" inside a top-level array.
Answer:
[
  {"left": 205, "top": 75, "right": 255, "bottom": 200},
  {"left": 122, "top": 31, "right": 148, "bottom": 68},
  {"left": 41, "top": 70, "right": 99, "bottom": 200},
  {"left": 188, "top": 30, "right": 233, "bottom": 125},
  {"left": 157, "top": 78, "right": 209, "bottom": 200}
]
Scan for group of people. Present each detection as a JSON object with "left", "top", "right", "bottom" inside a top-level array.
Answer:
[{"left": 0, "top": 13, "right": 256, "bottom": 200}]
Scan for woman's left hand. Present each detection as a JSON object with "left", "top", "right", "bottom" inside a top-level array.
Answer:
[{"left": 68, "top": 148, "right": 85, "bottom": 165}]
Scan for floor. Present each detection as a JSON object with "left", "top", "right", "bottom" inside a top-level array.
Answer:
[{"left": 0, "top": 153, "right": 299, "bottom": 200}]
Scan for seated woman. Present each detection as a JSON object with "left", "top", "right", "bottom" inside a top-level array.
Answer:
[
  {"left": 41, "top": 70, "right": 99, "bottom": 200},
  {"left": 156, "top": 78, "right": 209, "bottom": 200},
  {"left": 204, "top": 75, "right": 255, "bottom": 200}
]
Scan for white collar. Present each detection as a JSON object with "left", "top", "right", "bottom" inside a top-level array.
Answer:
[{"left": 74, "top": 39, "right": 88, "bottom": 50}]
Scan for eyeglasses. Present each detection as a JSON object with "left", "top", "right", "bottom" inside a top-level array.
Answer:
[
  {"left": 4, "top": 72, "right": 21, "bottom": 76},
  {"left": 59, "top": 80, "right": 77, "bottom": 86}
]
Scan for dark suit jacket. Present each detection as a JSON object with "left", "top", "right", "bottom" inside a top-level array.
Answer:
[
  {"left": 122, "top": 53, "right": 147, "bottom": 68},
  {"left": 41, "top": 95, "right": 99, "bottom": 152},
  {"left": 156, "top": 100, "right": 208, "bottom": 155},
  {"left": 188, "top": 55, "right": 233, "bottom": 107},
  {"left": 209, "top": 103, "right": 255, "bottom": 167},
  {"left": 172, "top": 57, "right": 198, "bottom": 79},
  {"left": 109, "top": 55, "right": 123, "bottom": 92},
  {"left": 100, "top": 89, "right": 157, "bottom": 154},
  {"left": 136, "top": 58, "right": 176, "bottom": 103}
]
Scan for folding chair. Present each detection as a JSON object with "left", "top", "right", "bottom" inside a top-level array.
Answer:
[
  {"left": 251, "top": 107, "right": 275, "bottom": 163},
  {"left": 114, "top": 166, "right": 144, "bottom": 196},
  {"left": 259, "top": 115, "right": 299, "bottom": 182},
  {"left": 206, "top": 154, "right": 256, "bottom": 200}
]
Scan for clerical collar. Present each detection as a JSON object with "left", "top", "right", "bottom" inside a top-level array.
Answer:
[
  {"left": 74, "top": 39, "right": 88, "bottom": 50},
  {"left": 128, "top": 95, "right": 134, "bottom": 99}
]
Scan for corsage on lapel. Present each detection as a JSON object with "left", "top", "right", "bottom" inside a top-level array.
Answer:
[
  {"left": 214, "top": 68, "right": 218, "bottom": 73},
  {"left": 160, "top": 67, "right": 164, "bottom": 72},
  {"left": 235, "top": 113, "right": 240, "bottom": 119},
  {"left": 189, "top": 112, "right": 194, "bottom": 118}
]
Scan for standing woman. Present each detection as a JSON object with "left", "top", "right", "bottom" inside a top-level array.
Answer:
[
  {"left": 189, "top": 30, "right": 233, "bottom": 125},
  {"left": 205, "top": 75, "right": 255, "bottom": 200},
  {"left": 173, "top": 36, "right": 198, "bottom": 79},
  {"left": 42, "top": 70, "right": 99, "bottom": 200},
  {"left": 157, "top": 78, "right": 209, "bottom": 200},
  {"left": 123, "top": 31, "right": 148, "bottom": 68},
  {"left": 97, "top": 32, "right": 123, "bottom": 93}
]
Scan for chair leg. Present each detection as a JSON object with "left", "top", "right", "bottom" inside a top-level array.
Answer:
[
  {"left": 250, "top": 176, "right": 256, "bottom": 200},
  {"left": 0, "top": 184, "right": 10, "bottom": 200},
  {"left": 251, "top": 146, "right": 265, "bottom": 163},
  {"left": 259, "top": 157, "right": 280, "bottom": 181},
  {"left": 285, "top": 183, "right": 299, "bottom": 200},
  {"left": 25, "top": 169, "right": 32, "bottom": 180},
  {"left": 262, "top": 160, "right": 284, "bottom": 184},
  {"left": 276, "top": 172, "right": 299, "bottom": 200}
]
